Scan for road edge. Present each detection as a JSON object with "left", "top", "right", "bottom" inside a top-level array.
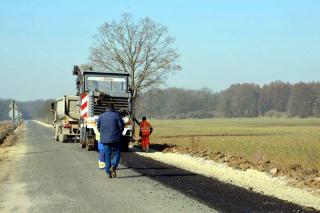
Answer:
[{"left": 136, "top": 150, "right": 320, "bottom": 210}]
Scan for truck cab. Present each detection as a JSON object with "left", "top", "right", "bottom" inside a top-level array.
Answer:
[{"left": 73, "top": 66, "right": 133, "bottom": 151}]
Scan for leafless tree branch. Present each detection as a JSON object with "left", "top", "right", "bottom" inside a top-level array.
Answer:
[{"left": 90, "top": 14, "right": 181, "bottom": 111}]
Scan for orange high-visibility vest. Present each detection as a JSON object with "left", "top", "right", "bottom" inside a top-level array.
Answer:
[{"left": 140, "top": 121, "right": 152, "bottom": 136}]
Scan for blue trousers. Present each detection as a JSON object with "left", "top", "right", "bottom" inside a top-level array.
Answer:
[
  {"left": 103, "top": 143, "right": 121, "bottom": 174},
  {"left": 98, "top": 143, "right": 105, "bottom": 162}
]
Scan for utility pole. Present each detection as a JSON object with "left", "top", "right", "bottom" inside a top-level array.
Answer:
[
  {"left": 9, "top": 100, "right": 19, "bottom": 127},
  {"left": 13, "top": 101, "right": 15, "bottom": 126}
]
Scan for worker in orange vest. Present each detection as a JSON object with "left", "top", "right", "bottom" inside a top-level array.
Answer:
[{"left": 134, "top": 116, "right": 153, "bottom": 152}]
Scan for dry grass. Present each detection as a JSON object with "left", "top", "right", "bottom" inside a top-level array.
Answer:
[
  {"left": 0, "top": 121, "right": 12, "bottom": 134},
  {"left": 149, "top": 118, "right": 320, "bottom": 170}
]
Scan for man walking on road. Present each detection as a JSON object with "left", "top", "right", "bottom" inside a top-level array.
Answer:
[{"left": 97, "top": 103, "right": 124, "bottom": 178}]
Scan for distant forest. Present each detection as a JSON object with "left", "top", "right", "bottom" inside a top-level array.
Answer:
[
  {"left": 136, "top": 81, "right": 320, "bottom": 119},
  {"left": 1, "top": 81, "right": 320, "bottom": 121},
  {"left": 0, "top": 99, "right": 53, "bottom": 121}
]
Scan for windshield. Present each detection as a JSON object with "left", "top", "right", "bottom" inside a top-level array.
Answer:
[{"left": 85, "top": 76, "right": 127, "bottom": 92}]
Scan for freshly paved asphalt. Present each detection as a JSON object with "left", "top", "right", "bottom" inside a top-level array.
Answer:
[
  {"left": 0, "top": 121, "right": 317, "bottom": 213},
  {"left": 122, "top": 154, "right": 317, "bottom": 212}
]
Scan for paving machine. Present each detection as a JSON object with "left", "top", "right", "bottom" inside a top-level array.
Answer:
[{"left": 73, "top": 65, "right": 134, "bottom": 151}]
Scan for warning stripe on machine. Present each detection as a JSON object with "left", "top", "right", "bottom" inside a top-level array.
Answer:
[{"left": 81, "top": 94, "right": 89, "bottom": 117}]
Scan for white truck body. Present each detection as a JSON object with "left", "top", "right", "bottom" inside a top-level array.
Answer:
[{"left": 53, "top": 96, "right": 80, "bottom": 142}]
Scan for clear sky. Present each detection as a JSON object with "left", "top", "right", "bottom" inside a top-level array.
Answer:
[{"left": 0, "top": 0, "right": 319, "bottom": 101}]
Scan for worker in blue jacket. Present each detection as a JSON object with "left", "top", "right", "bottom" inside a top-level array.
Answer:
[{"left": 97, "top": 103, "right": 124, "bottom": 178}]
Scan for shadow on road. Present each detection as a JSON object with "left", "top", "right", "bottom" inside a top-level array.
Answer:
[
  {"left": 122, "top": 147, "right": 199, "bottom": 179},
  {"left": 120, "top": 152, "right": 316, "bottom": 213},
  {"left": 117, "top": 173, "right": 197, "bottom": 179},
  {"left": 118, "top": 166, "right": 170, "bottom": 170}
]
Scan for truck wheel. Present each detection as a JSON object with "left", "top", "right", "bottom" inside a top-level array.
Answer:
[
  {"left": 80, "top": 140, "right": 86, "bottom": 148},
  {"left": 86, "top": 144, "right": 93, "bottom": 151},
  {"left": 121, "top": 137, "right": 130, "bottom": 152},
  {"left": 59, "top": 134, "right": 67, "bottom": 143},
  {"left": 86, "top": 138, "right": 95, "bottom": 151},
  {"left": 53, "top": 127, "right": 59, "bottom": 142}
]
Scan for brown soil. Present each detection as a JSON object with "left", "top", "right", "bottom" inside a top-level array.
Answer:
[{"left": 150, "top": 143, "right": 320, "bottom": 191}]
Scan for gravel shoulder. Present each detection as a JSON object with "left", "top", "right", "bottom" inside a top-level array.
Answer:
[{"left": 136, "top": 150, "right": 320, "bottom": 210}]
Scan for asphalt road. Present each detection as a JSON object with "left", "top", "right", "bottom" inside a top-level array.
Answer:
[
  {"left": 0, "top": 121, "right": 317, "bottom": 213},
  {"left": 0, "top": 121, "right": 214, "bottom": 213}
]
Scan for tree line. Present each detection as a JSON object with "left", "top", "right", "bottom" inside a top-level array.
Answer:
[
  {"left": 1, "top": 81, "right": 319, "bottom": 121},
  {"left": 136, "top": 81, "right": 320, "bottom": 119},
  {"left": 0, "top": 99, "right": 53, "bottom": 121}
]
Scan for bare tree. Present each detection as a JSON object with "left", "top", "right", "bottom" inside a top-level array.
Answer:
[{"left": 90, "top": 14, "right": 181, "bottom": 110}]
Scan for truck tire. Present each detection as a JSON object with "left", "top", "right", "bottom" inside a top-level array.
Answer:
[
  {"left": 121, "top": 137, "right": 130, "bottom": 152},
  {"left": 53, "top": 127, "right": 59, "bottom": 142},
  {"left": 86, "top": 138, "right": 95, "bottom": 151},
  {"left": 80, "top": 140, "right": 86, "bottom": 148},
  {"left": 59, "top": 134, "right": 67, "bottom": 143},
  {"left": 86, "top": 144, "right": 94, "bottom": 151}
]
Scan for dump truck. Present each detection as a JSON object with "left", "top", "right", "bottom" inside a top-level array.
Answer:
[
  {"left": 52, "top": 96, "right": 80, "bottom": 142},
  {"left": 73, "top": 65, "right": 134, "bottom": 151}
]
